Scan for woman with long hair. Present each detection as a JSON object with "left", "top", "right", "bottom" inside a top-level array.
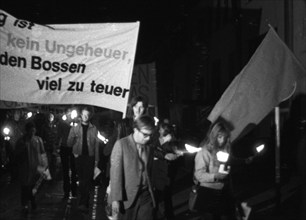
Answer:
[{"left": 193, "top": 121, "right": 236, "bottom": 220}]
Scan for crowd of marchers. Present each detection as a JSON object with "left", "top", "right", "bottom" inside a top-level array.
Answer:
[{"left": 0, "top": 96, "right": 255, "bottom": 220}]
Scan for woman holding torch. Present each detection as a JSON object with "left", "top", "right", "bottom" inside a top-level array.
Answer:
[{"left": 193, "top": 121, "right": 236, "bottom": 220}]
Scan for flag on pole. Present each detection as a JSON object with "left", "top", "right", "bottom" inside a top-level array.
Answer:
[{"left": 208, "top": 27, "right": 306, "bottom": 141}]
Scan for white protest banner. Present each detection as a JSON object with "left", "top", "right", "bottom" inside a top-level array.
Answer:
[{"left": 0, "top": 9, "right": 139, "bottom": 116}]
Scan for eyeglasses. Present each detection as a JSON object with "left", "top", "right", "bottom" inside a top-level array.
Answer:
[{"left": 138, "top": 129, "right": 152, "bottom": 138}]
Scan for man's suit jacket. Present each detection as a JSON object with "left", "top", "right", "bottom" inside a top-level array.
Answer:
[{"left": 110, "top": 134, "right": 155, "bottom": 209}]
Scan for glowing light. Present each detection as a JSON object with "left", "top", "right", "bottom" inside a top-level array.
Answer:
[
  {"left": 185, "top": 144, "right": 201, "bottom": 153},
  {"left": 97, "top": 132, "right": 109, "bottom": 144},
  {"left": 3, "top": 127, "right": 10, "bottom": 135},
  {"left": 27, "top": 112, "right": 33, "bottom": 119},
  {"left": 4, "top": 136, "right": 10, "bottom": 141},
  {"left": 216, "top": 151, "right": 229, "bottom": 163},
  {"left": 154, "top": 116, "right": 159, "bottom": 126},
  {"left": 256, "top": 144, "right": 265, "bottom": 153},
  {"left": 62, "top": 114, "right": 67, "bottom": 121},
  {"left": 71, "top": 110, "right": 77, "bottom": 119}
]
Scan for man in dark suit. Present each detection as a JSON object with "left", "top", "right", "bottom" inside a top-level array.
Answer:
[{"left": 110, "top": 115, "right": 156, "bottom": 220}]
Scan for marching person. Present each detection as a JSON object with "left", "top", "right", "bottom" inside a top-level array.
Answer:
[
  {"left": 103, "top": 95, "right": 149, "bottom": 185},
  {"left": 57, "top": 110, "right": 77, "bottom": 199},
  {"left": 67, "top": 106, "right": 100, "bottom": 213},
  {"left": 116, "top": 95, "right": 149, "bottom": 139},
  {"left": 193, "top": 121, "right": 236, "bottom": 220},
  {"left": 110, "top": 115, "right": 156, "bottom": 220},
  {"left": 15, "top": 121, "right": 47, "bottom": 214},
  {"left": 152, "top": 121, "right": 181, "bottom": 220}
]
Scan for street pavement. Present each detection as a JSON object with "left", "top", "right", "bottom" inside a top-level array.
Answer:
[{"left": 0, "top": 154, "right": 304, "bottom": 220}]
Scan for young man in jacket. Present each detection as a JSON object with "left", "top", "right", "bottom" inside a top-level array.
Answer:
[{"left": 67, "top": 106, "right": 99, "bottom": 213}]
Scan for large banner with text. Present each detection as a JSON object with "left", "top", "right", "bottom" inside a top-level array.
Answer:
[{"left": 0, "top": 9, "right": 139, "bottom": 116}]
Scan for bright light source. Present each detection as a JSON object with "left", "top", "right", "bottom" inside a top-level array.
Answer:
[
  {"left": 4, "top": 136, "right": 10, "bottom": 141},
  {"left": 97, "top": 131, "right": 109, "bottom": 144},
  {"left": 154, "top": 117, "right": 159, "bottom": 126},
  {"left": 256, "top": 144, "right": 265, "bottom": 153},
  {"left": 185, "top": 144, "right": 201, "bottom": 153},
  {"left": 71, "top": 110, "right": 77, "bottom": 119},
  {"left": 27, "top": 112, "right": 33, "bottom": 119},
  {"left": 216, "top": 151, "right": 229, "bottom": 163},
  {"left": 62, "top": 114, "right": 67, "bottom": 121},
  {"left": 3, "top": 127, "right": 10, "bottom": 135}
]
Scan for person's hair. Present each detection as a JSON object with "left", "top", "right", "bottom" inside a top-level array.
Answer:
[
  {"left": 159, "top": 122, "right": 173, "bottom": 137},
  {"left": 130, "top": 96, "right": 148, "bottom": 113},
  {"left": 81, "top": 106, "right": 93, "bottom": 117},
  {"left": 133, "top": 115, "right": 155, "bottom": 132},
  {"left": 202, "top": 121, "right": 230, "bottom": 152},
  {"left": 25, "top": 121, "right": 36, "bottom": 133}
]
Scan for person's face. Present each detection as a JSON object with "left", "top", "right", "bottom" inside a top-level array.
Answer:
[
  {"left": 217, "top": 134, "right": 226, "bottom": 147},
  {"left": 27, "top": 127, "right": 36, "bottom": 137},
  {"left": 134, "top": 127, "right": 152, "bottom": 145},
  {"left": 13, "top": 110, "right": 21, "bottom": 121},
  {"left": 159, "top": 126, "right": 165, "bottom": 137},
  {"left": 133, "top": 101, "right": 145, "bottom": 119},
  {"left": 30, "top": 127, "right": 36, "bottom": 136},
  {"left": 81, "top": 109, "right": 90, "bottom": 124}
]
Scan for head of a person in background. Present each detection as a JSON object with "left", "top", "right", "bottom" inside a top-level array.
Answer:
[
  {"left": 80, "top": 106, "right": 93, "bottom": 125},
  {"left": 207, "top": 121, "right": 230, "bottom": 151},
  {"left": 158, "top": 122, "right": 173, "bottom": 138},
  {"left": 133, "top": 115, "right": 155, "bottom": 145},
  {"left": 48, "top": 113, "right": 55, "bottom": 124},
  {"left": 24, "top": 121, "right": 36, "bottom": 139},
  {"left": 13, "top": 109, "right": 22, "bottom": 122},
  {"left": 130, "top": 96, "right": 148, "bottom": 120}
]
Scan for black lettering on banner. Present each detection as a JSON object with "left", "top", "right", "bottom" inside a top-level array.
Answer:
[
  {"left": 0, "top": 12, "right": 8, "bottom": 27},
  {"left": 0, "top": 52, "right": 26, "bottom": 68},
  {"left": 13, "top": 19, "right": 35, "bottom": 30},
  {"left": 31, "top": 56, "right": 86, "bottom": 73},
  {"left": 67, "top": 81, "right": 84, "bottom": 91},
  {"left": 36, "top": 77, "right": 62, "bottom": 91},
  {"left": 90, "top": 80, "right": 129, "bottom": 98}
]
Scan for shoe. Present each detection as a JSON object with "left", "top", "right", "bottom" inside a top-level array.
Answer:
[{"left": 78, "top": 205, "right": 88, "bottom": 213}]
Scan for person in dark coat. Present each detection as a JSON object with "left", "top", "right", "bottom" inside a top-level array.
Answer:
[{"left": 15, "top": 121, "right": 47, "bottom": 214}]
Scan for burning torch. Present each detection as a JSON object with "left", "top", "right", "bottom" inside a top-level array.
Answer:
[{"left": 216, "top": 151, "right": 230, "bottom": 174}]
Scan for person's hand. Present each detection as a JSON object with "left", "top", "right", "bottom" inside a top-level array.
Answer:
[
  {"left": 165, "top": 153, "right": 178, "bottom": 161},
  {"left": 214, "top": 173, "right": 228, "bottom": 182},
  {"left": 173, "top": 147, "right": 184, "bottom": 157},
  {"left": 163, "top": 134, "right": 172, "bottom": 143},
  {"left": 112, "top": 201, "right": 120, "bottom": 216}
]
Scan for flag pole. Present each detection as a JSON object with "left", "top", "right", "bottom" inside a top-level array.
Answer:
[{"left": 274, "top": 106, "right": 281, "bottom": 210}]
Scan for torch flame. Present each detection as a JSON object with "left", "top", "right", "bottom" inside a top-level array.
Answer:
[{"left": 185, "top": 144, "right": 201, "bottom": 153}]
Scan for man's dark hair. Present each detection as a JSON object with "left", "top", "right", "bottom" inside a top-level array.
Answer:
[
  {"left": 130, "top": 96, "right": 148, "bottom": 110},
  {"left": 81, "top": 106, "right": 94, "bottom": 117},
  {"left": 25, "top": 121, "right": 36, "bottom": 133},
  {"left": 133, "top": 115, "right": 155, "bottom": 132}
]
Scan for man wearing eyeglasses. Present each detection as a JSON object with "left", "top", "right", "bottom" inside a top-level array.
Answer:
[{"left": 110, "top": 115, "right": 156, "bottom": 220}]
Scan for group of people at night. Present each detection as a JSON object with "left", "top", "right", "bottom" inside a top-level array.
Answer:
[{"left": 0, "top": 95, "right": 255, "bottom": 220}]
